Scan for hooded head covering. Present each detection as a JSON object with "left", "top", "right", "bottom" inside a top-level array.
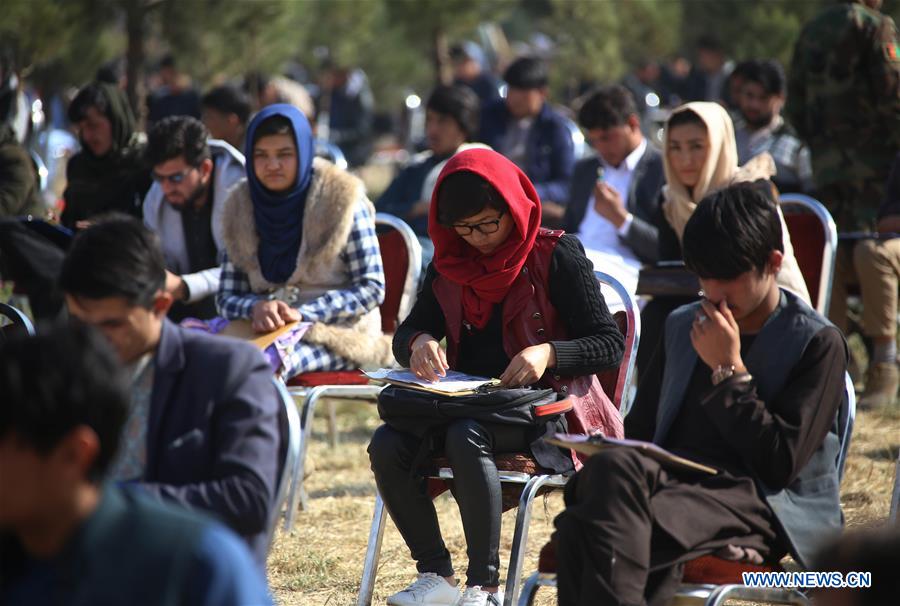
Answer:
[
  {"left": 662, "top": 101, "right": 775, "bottom": 240},
  {"left": 244, "top": 103, "right": 315, "bottom": 284},
  {"left": 75, "top": 82, "right": 137, "bottom": 160},
  {"left": 429, "top": 148, "right": 541, "bottom": 329}
]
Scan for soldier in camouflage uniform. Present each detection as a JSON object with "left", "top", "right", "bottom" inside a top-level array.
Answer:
[{"left": 786, "top": 0, "right": 900, "bottom": 407}]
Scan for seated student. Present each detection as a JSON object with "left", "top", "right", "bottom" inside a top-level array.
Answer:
[
  {"left": 637, "top": 101, "right": 810, "bottom": 375},
  {"left": 58, "top": 216, "right": 281, "bottom": 569},
  {"left": 554, "top": 184, "right": 848, "bottom": 606},
  {"left": 0, "top": 117, "right": 43, "bottom": 218},
  {"left": 377, "top": 84, "right": 483, "bottom": 268},
  {"left": 143, "top": 116, "right": 245, "bottom": 321},
  {"left": 0, "top": 323, "right": 272, "bottom": 606},
  {"left": 563, "top": 85, "right": 665, "bottom": 294},
  {"left": 368, "top": 149, "right": 624, "bottom": 606},
  {"left": 733, "top": 60, "right": 812, "bottom": 194},
  {"left": 201, "top": 84, "right": 251, "bottom": 151},
  {"left": 62, "top": 82, "right": 151, "bottom": 229},
  {"left": 478, "top": 57, "right": 575, "bottom": 226},
  {"left": 217, "top": 104, "right": 390, "bottom": 379}
]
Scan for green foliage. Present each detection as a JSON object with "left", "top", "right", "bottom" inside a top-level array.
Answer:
[{"left": 9, "top": 0, "right": 900, "bottom": 112}]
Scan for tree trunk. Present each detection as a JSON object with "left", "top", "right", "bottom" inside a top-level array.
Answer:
[
  {"left": 432, "top": 26, "right": 452, "bottom": 86},
  {"left": 125, "top": 0, "right": 147, "bottom": 129}
]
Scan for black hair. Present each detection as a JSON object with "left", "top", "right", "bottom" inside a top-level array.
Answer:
[
  {"left": 59, "top": 214, "right": 166, "bottom": 308},
  {"left": 67, "top": 82, "right": 110, "bottom": 123},
  {"left": 729, "top": 59, "right": 758, "bottom": 82},
  {"left": 144, "top": 115, "right": 210, "bottom": 168},
  {"left": 159, "top": 53, "right": 176, "bottom": 70},
  {"left": 252, "top": 114, "right": 294, "bottom": 146},
  {"left": 426, "top": 85, "right": 480, "bottom": 141},
  {"left": 95, "top": 58, "right": 124, "bottom": 85},
  {"left": 814, "top": 528, "right": 900, "bottom": 606},
  {"left": 682, "top": 183, "right": 783, "bottom": 280},
  {"left": 0, "top": 322, "right": 129, "bottom": 482},
  {"left": 696, "top": 34, "right": 723, "bottom": 53},
  {"left": 742, "top": 59, "right": 786, "bottom": 97},
  {"left": 577, "top": 85, "right": 639, "bottom": 130},
  {"left": 436, "top": 170, "right": 508, "bottom": 226},
  {"left": 667, "top": 108, "right": 707, "bottom": 131},
  {"left": 503, "top": 56, "right": 548, "bottom": 90},
  {"left": 202, "top": 84, "right": 251, "bottom": 124}
]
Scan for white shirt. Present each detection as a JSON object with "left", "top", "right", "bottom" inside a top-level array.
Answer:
[{"left": 577, "top": 138, "right": 648, "bottom": 262}]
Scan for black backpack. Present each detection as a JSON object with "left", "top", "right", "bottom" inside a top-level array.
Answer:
[{"left": 376, "top": 385, "right": 571, "bottom": 438}]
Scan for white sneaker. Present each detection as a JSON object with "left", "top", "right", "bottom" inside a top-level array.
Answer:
[
  {"left": 456, "top": 586, "right": 503, "bottom": 606},
  {"left": 386, "top": 573, "right": 460, "bottom": 606}
]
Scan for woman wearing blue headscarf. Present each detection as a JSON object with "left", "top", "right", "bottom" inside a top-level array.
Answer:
[{"left": 217, "top": 104, "right": 390, "bottom": 378}]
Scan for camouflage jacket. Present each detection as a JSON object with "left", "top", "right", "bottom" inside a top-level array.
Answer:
[{"left": 786, "top": 1, "right": 900, "bottom": 189}]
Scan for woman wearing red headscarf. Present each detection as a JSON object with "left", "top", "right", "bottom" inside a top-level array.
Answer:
[{"left": 368, "top": 149, "right": 624, "bottom": 606}]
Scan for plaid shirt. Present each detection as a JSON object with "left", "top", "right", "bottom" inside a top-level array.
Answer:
[
  {"left": 215, "top": 199, "right": 384, "bottom": 378},
  {"left": 735, "top": 115, "right": 813, "bottom": 192},
  {"left": 216, "top": 199, "right": 384, "bottom": 320}
]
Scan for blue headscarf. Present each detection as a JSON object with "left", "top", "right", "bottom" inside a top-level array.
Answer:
[{"left": 245, "top": 104, "right": 315, "bottom": 284}]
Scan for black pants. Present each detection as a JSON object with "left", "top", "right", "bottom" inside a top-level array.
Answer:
[
  {"left": 368, "top": 419, "right": 531, "bottom": 587},
  {"left": 554, "top": 448, "right": 778, "bottom": 606}
]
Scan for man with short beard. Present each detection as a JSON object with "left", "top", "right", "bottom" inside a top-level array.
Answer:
[
  {"left": 143, "top": 116, "right": 245, "bottom": 320},
  {"left": 733, "top": 60, "right": 812, "bottom": 194}
]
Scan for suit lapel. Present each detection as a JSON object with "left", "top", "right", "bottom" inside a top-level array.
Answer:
[{"left": 145, "top": 319, "right": 186, "bottom": 473}]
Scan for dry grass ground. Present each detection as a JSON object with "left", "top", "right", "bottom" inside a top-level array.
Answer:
[{"left": 267, "top": 400, "right": 900, "bottom": 606}]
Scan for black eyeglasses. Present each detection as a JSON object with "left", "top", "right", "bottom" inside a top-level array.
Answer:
[
  {"left": 152, "top": 168, "right": 195, "bottom": 185},
  {"left": 452, "top": 211, "right": 505, "bottom": 236}
]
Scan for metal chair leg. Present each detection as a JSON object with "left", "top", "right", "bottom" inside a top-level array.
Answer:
[
  {"left": 284, "top": 386, "right": 326, "bottom": 528},
  {"left": 357, "top": 491, "right": 388, "bottom": 606},
  {"left": 504, "top": 475, "right": 552, "bottom": 606},
  {"left": 517, "top": 572, "right": 542, "bottom": 606},
  {"left": 327, "top": 399, "right": 339, "bottom": 448}
]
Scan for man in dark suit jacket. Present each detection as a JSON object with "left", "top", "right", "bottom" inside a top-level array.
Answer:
[
  {"left": 59, "top": 214, "right": 281, "bottom": 569},
  {"left": 478, "top": 56, "right": 575, "bottom": 226},
  {"left": 563, "top": 85, "right": 665, "bottom": 264}
]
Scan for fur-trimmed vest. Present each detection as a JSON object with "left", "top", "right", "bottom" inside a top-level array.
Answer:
[{"left": 220, "top": 158, "right": 394, "bottom": 368}]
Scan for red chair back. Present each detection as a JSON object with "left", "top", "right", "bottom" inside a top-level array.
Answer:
[
  {"left": 375, "top": 214, "right": 422, "bottom": 334},
  {"left": 783, "top": 212, "right": 825, "bottom": 309}
]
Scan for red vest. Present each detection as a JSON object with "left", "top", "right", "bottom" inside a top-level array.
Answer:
[{"left": 432, "top": 229, "right": 624, "bottom": 468}]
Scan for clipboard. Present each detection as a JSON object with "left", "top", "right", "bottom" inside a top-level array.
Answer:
[
  {"left": 220, "top": 319, "right": 301, "bottom": 350},
  {"left": 545, "top": 433, "right": 718, "bottom": 475},
  {"left": 363, "top": 368, "right": 502, "bottom": 396}
]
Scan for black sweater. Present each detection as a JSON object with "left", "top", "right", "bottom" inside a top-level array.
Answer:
[{"left": 393, "top": 234, "right": 624, "bottom": 378}]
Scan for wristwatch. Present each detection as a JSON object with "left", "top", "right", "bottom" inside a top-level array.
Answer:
[{"left": 711, "top": 364, "right": 736, "bottom": 386}]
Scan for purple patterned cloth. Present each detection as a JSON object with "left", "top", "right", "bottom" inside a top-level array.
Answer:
[{"left": 180, "top": 317, "right": 309, "bottom": 373}]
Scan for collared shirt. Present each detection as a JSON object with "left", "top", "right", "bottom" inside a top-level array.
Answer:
[
  {"left": 501, "top": 117, "right": 534, "bottom": 169},
  {"left": 734, "top": 115, "right": 813, "bottom": 191},
  {"left": 577, "top": 138, "right": 648, "bottom": 262},
  {"left": 108, "top": 352, "right": 154, "bottom": 481}
]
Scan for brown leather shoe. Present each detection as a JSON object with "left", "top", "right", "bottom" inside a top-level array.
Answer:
[
  {"left": 859, "top": 362, "right": 899, "bottom": 409},
  {"left": 538, "top": 537, "right": 557, "bottom": 573}
]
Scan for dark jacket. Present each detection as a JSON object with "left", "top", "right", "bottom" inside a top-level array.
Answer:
[
  {"left": 0, "top": 125, "right": 43, "bottom": 218},
  {"left": 62, "top": 83, "right": 151, "bottom": 228},
  {"left": 478, "top": 101, "right": 575, "bottom": 204},
  {"left": 140, "top": 319, "right": 281, "bottom": 568},
  {"left": 0, "top": 487, "right": 272, "bottom": 606},
  {"left": 648, "top": 290, "right": 847, "bottom": 567},
  {"left": 562, "top": 145, "right": 665, "bottom": 263}
]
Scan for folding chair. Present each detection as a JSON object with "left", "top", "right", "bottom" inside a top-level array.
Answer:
[
  {"left": 267, "top": 377, "right": 302, "bottom": 541},
  {"left": 517, "top": 372, "right": 856, "bottom": 606},
  {"left": 356, "top": 271, "right": 640, "bottom": 606},
  {"left": 780, "top": 193, "right": 838, "bottom": 316},
  {"left": 0, "top": 302, "right": 35, "bottom": 341},
  {"left": 282, "top": 213, "right": 422, "bottom": 528}
]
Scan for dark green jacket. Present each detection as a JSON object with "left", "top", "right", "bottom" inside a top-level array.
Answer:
[
  {"left": 786, "top": 1, "right": 900, "bottom": 189},
  {"left": 0, "top": 124, "right": 43, "bottom": 218}
]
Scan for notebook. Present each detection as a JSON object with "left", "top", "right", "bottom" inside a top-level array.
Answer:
[
  {"left": 363, "top": 368, "right": 502, "bottom": 396},
  {"left": 545, "top": 433, "right": 718, "bottom": 475}
]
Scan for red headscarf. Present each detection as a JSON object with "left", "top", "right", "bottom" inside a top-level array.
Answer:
[{"left": 428, "top": 148, "right": 542, "bottom": 329}]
